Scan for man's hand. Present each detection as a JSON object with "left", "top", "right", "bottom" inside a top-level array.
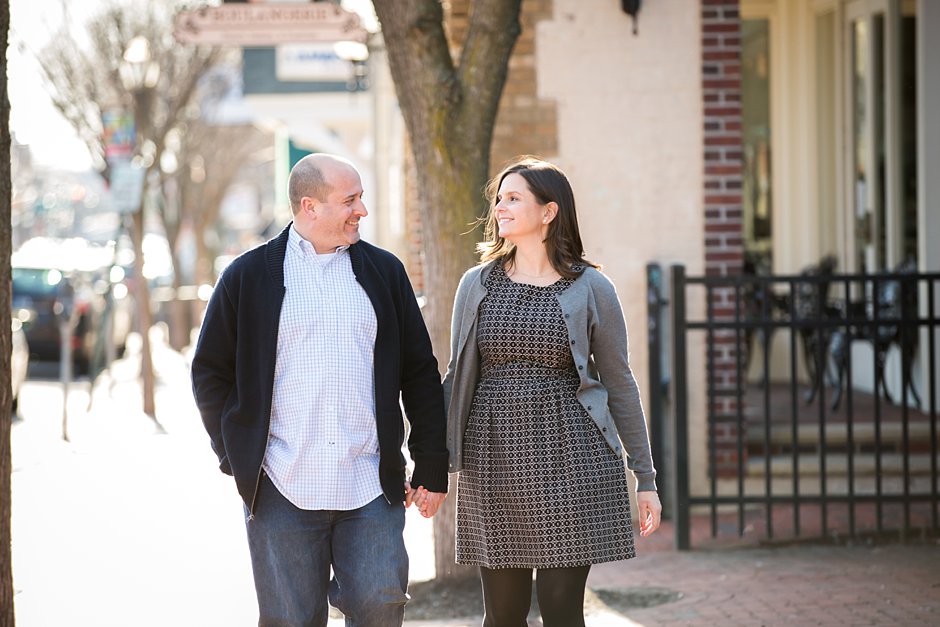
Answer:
[
  {"left": 637, "top": 491, "right": 662, "bottom": 537},
  {"left": 410, "top": 485, "right": 447, "bottom": 518},
  {"left": 404, "top": 481, "right": 418, "bottom": 508}
]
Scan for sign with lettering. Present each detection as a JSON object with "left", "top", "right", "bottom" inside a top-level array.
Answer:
[
  {"left": 109, "top": 162, "right": 146, "bottom": 214},
  {"left": 174, "top": 3, "right": 369, "bottom": 46},
  {"left": 276, "top": 43, "right": 349, "bottom": 82}
]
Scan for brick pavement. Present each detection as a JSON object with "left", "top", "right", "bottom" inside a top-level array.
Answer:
[
  {"left": 586, "top": 540, "right": 940, "bottom": 626},
  {"left": 401, "top": 524, "right": 940, "bottom": 626}
]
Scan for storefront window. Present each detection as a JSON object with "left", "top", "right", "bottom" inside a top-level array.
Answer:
[
  {"left": 742, "top": 19, "right": 772, "bottom": 266},
  {"left": 900, "top": 13, "right": 918, "bottom": 265}
]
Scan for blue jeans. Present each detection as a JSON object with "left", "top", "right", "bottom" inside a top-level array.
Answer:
[{"left": 245, "top": 474, "right": 409, "bottom": 627}]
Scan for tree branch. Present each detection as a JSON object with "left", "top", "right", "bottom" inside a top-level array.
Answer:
[
  {"left": 456, "top": 0, "right": 523, "bottom": 144},
  {"left": 372, "top": 0, "right": 459, "bottom": 159}
]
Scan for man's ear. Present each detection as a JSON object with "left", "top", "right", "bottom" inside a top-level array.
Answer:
[{"left": 302, "top": 196, "right": 316, "bottom": 215}]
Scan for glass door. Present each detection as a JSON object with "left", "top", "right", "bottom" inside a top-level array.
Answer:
[
  {"left": 843, "top": 0, "right": 915, "bottom": 273},
  {"left": 845, "top": 0, "right": 888, "bottom": 273}
]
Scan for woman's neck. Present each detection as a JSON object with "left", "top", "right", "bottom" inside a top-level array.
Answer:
[{"left": 507, "top": 244, "right": 559, "bottom": 284}]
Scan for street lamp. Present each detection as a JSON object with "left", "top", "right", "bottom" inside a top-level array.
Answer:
[
  {"left": 334, "top": 40, "right": 370, "bottom": 92},
  {"left": 121, "top": 37, "right": 161, "bottom": 90},
  {"left": 120, "top": 35, "right": 160, "bottom": 422}
]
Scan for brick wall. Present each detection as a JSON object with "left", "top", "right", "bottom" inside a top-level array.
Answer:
[
  {"left": 702, "top": 0, "right": 745, "bottom": 477},
  {"left": 403, "top": 139, "right": 424, "bottom": 294},
  {"left": 487, "top": 0, "right": 557, "bottom": 168}
]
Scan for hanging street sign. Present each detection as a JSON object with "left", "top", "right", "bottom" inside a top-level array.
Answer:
[
  {"left": 102, "top": 109, "right": 135, "bottom": 164},
  {"left": 174, "top": 3, "right": 369, "bottom": 46},
  {"left": 108, "top": 161, "right": 147, "bottom": 215}
]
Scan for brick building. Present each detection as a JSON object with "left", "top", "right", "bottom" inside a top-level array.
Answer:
[
  {"left": 408, "top": 0, "right": 940, "bottom": 497},
  {"left": 233, "top": 0, "right": 940, "bottom": 501}
]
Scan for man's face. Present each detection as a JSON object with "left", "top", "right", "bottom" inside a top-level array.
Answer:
[{"left": 308, "top": 165, "right": 367, "bottom": 253}]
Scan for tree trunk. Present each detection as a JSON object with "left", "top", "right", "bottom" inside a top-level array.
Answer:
[
  {"left": 420, "top": 154, "right": 485, "bottom": 580},
  {"left": 191, "top": 217, "right": 213, "bottom": 332},
  {"left": 131, "top": 205, "right": 157, "bottom": 420},
  {"left": 160, "top": 180, "right": 190, "bottom": 351},
  {"left": 1, "top": 1, "right": 16, "bottom": 621},
  {"left": 167, "top": 246, "right": 190, "bottom": 351},
  {"left": 372, "top": 0, "right": 522, "bottom": 580}
]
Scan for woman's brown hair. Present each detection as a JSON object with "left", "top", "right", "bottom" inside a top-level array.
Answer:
[{"left": 477, "top": 156, "right": 598, "bottom": 278}]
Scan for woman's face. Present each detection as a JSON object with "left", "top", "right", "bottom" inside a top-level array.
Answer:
[{"left": 494, "top": 173, "right": 549, "bottom": 243}]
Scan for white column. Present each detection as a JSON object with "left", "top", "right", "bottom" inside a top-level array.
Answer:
[{"left": 917, "top": 0, "right": 940, "bottom": 409}]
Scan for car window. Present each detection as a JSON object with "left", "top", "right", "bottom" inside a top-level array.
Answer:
[{"left": 12, "top": 268, "right": 63, "bottom": 295}]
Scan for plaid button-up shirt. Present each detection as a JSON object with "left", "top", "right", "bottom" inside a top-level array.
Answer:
[{"left": 262, "top": 227, "right": 382, "bottom": 510}]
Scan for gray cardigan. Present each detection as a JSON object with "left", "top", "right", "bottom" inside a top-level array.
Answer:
[{"left": 442, "top": 261, "right": 657, "bottom": 492}]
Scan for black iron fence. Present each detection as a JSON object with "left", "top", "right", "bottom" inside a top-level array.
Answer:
[{"left": 649, "top": 262, "right": 940, "bottom": 549}]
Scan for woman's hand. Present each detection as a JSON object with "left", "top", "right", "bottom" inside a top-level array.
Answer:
[
  {"left": 411, "top": 485, "right": 447, "bottom": 518},
  {"left": 637, "top": 491, "right": 662, "bottom": 537}
]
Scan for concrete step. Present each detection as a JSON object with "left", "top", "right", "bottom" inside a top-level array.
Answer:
[
  {"left": 744, "top": 420, "right": 937, "bottom": 448},
  {"left": 746, "top": 451, "right": 940, "bottom": 477}
]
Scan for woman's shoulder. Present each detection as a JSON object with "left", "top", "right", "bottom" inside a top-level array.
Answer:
[
  {"left": 573, "top": 265, "right": 617, "bottom": 294},
  {"left": 459, "top": 260, "right": 497, "bottom": 285}
]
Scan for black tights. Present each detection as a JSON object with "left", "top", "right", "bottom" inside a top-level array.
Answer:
[{"left": 479, "top": 565, "right": 591, "bottom": 627}]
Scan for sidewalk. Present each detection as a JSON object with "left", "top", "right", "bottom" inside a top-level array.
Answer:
[
  {"left": 585, "top": 540, "right": 939, "bottom": 625},
  {"left": 11, "top": 333, "right": 940, "bottom": 626}
]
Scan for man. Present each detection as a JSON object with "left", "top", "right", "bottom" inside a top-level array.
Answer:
[{"left": 191, "top": 154, "right": 448, "bottom": 627}]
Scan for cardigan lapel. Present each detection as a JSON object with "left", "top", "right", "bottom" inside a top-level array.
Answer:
[{"left": 455, "top": 263, "right": 493, "bottom": 358}]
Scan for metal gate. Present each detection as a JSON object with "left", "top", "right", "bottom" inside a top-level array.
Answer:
[{"left": 650, "top": 262, "right": 940, "bottom": 549}]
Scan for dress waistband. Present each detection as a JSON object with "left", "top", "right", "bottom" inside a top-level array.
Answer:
[{"left": 480, "top": 361, "right": 576, "bottom": 382}]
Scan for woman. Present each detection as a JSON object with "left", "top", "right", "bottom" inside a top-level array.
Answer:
[{"left": 439, "top": 156, "right": 661, "bottom": 627}]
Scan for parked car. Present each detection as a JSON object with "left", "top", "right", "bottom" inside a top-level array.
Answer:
[
  {"left": 12, "top": 241, "right": 132, "bottom": 375},
  {"left": 11, "top": 319, "right": 29, "bottom": 413}
]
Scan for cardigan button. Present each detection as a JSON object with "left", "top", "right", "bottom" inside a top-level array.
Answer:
[
  {"left": 578, "top": 365, "right": 584, "bottom": 370},
  {"left": 564, "top": 313, "right": 570, "bottom": 318},
  {"left": 587, "top": 405, "right": 592, "bottom": 410},
  {"left": 602, "top": 427, "right": 607, "bottom": 432},
  {"left": 570, "top": 340, "right": 575, "bottom": 345}
]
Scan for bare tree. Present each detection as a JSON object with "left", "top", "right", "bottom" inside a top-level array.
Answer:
[
  {"left": 158, "top": 115, "right": 272, "bottom": 349},
  {"left": 371, "top": 0, "right": 523, "bottom": 580},
  {"left": 34, "top": 1, "right": 221, "bottom": 417},
  {"left": 1, "top": 1, "right": 15, "bottom": 622}
]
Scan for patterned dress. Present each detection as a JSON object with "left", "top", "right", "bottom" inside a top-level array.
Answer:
[{"left": 455, "top": 263, "right": 635, "bottom": 569}]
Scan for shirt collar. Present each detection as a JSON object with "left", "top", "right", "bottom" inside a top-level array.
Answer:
[{"left": 289, "top": 226, "right": 350, "bottom": 257}]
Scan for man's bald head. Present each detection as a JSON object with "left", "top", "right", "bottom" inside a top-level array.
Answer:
[{"left": 288, "top": 154, "right": 358, "bottom": 215}]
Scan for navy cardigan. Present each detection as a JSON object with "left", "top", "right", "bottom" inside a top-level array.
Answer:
[{"left": 191, "top": 225, "right": 449, "bottom": 511}]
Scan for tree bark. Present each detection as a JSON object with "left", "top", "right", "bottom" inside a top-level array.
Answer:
[
  {"left": 372, "top": 0, "right": 522, "bottom": 580},
  {"left": 1, "top": 1, "right": 16, "bottom": 621}
]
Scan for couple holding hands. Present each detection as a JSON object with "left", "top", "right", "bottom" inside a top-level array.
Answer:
[{"left": 192, "top": 153, "right": 661, "bottom": 627}]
